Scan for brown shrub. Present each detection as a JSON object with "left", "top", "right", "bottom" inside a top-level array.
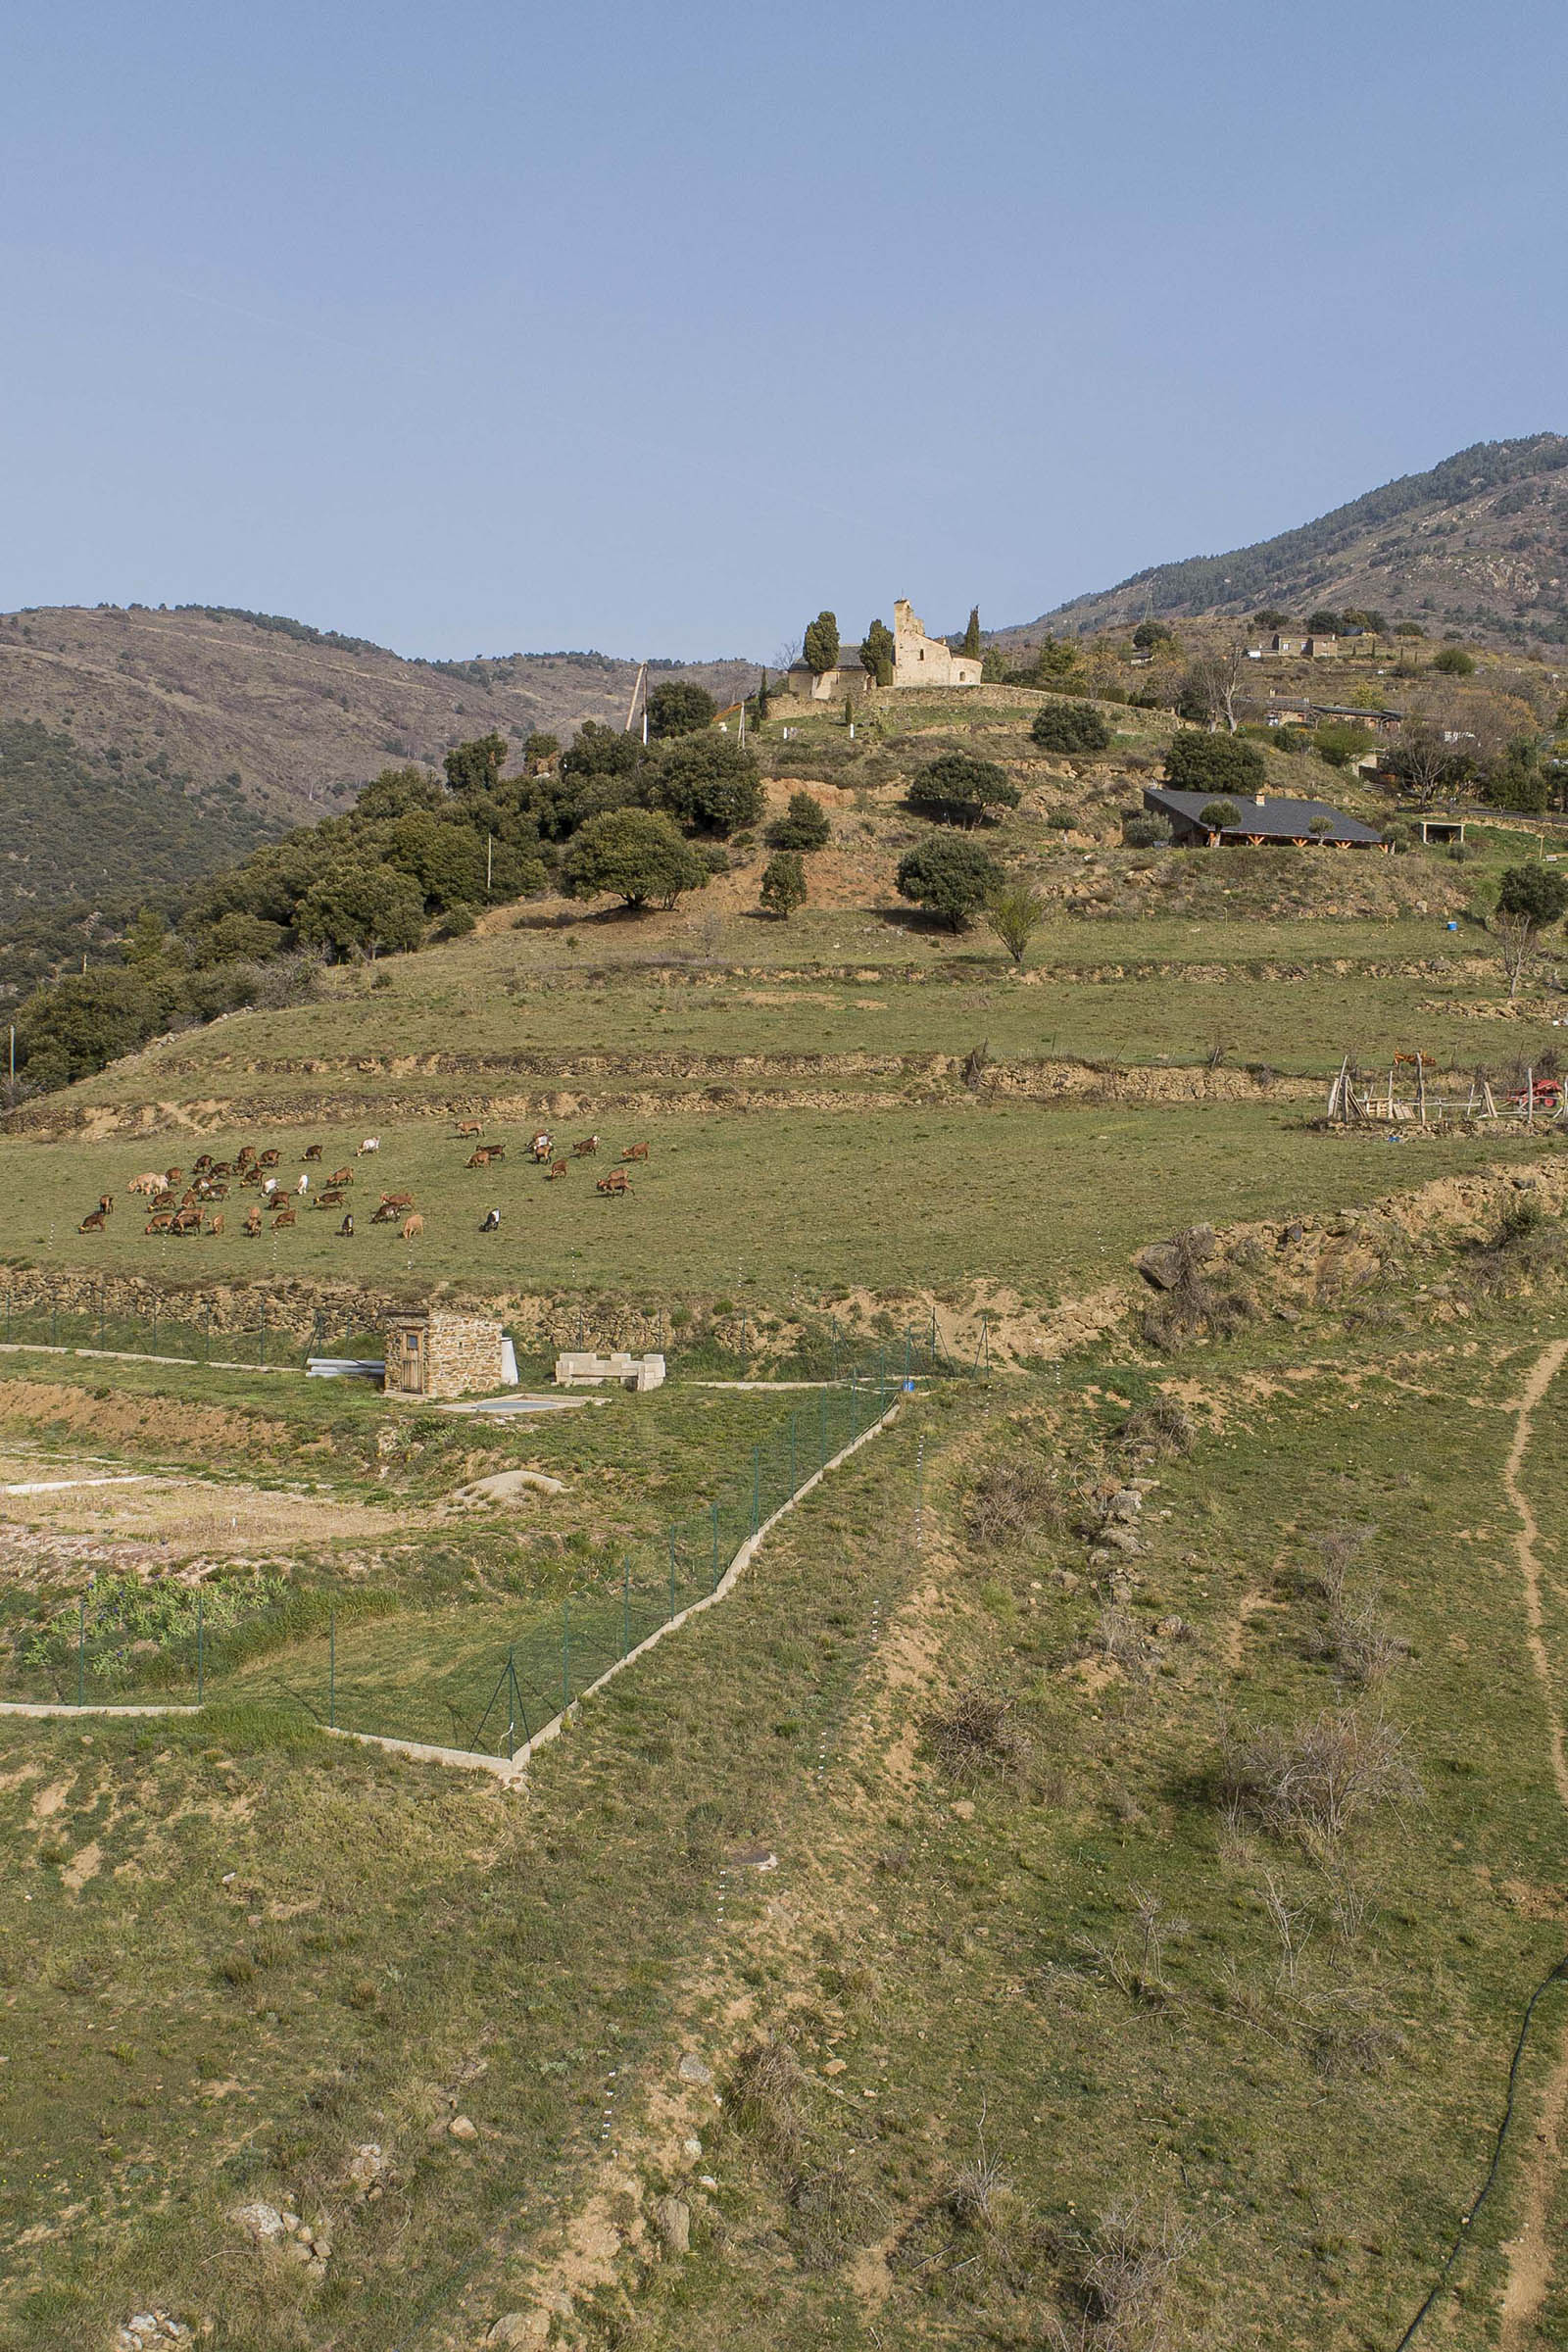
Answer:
[
  {"left": 1118, "top": 1398, "right": 1194, "bottom": 1459},
  {"left": 922, "top": 1686, "right": 1034, "bottom": 1786},
  {"left": 966, "top": 1455, "right": 1067, "bottom": 1549},
  {"left": 1050, "top": 2196, "right": 1192, "bottom": 2350},
  {"left": 1220, "top": 1708, "right": 1420, "bottom": 1854},
  {"left": 730, "top": 2038, "right": 806, "bottom": 2167}
]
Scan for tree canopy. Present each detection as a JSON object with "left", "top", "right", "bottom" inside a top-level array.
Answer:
[
  {"left": 1163, "top": 730, "right": 1266, "bottom": 795},
  {"left": 560, "top": 809, "right": 710, "bottom": 909},
  {"left": 646, "top": 680, "right": 716, "bottom": 739},
  {"left": 1031, "top": 702, "right": 1111, "bottom": 755},
  {"left": 760, "top": 850, "right": 808, "bottom": 920},
  {"left": 803, "top": 612, "right": 840, "bottom": 675},
  {"left": 907, "top": 753, "right": 1021, "bottom": 826},
  {"left": 960, "top": 606, "right": 981, "bottom": 659},
  {"left": 896, "top": 837, "right": 1004, "bottom": 930},
  {"left": 859, "top": 618, "right": 895, "bottom": 686},
  {"left": 765, "top": 792, "right": 831, "bottom": 852},
  {"left": 443, "top": 733, "right": 509, "bottom": 794},
  {"left": 645, "top": 736, "right": 762, "bottom": 836}
]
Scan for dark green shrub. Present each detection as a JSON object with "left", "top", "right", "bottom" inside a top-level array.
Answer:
[
  {"left": 907, "top": 753, "right": 1020, "bottom": 827},
  {"left": 1030, "top": 701, "right": 1111, "bottom": 755},
  {"left": 765, "top": 792, "right": 831, "bottom": 852},
  {"left": 646, "top": 681, "right": 715, "bottom": 739},
  {"left": 1163, "top": 730, "right": 1266, "bottom": 795},
  {"left": 561, "top": 809, "right": 710, "bottom": 908},
  {"left": 895, "top": 837, "right": 1004, "bottom": 930},
  {"left": 1123, "top": 813, "right": 1172, "bottom": 848}
]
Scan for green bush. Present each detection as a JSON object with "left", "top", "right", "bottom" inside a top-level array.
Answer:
[
  {"left": 803, "top": 612, "right": 840, "bottom": 675},
  {"left": 297, "top": 862, "right": 425, "bottom": 956},
  {"left": 1030, "top": 701, "right": 1111, "bottom": 755},
  {"left": 646, "top": 681, "right": 716, "bottom": 739},
  {"left": 759, "top": 851, "right": 808, "bottom": 920},
  {"left": 1433, "top": 646, "right": 1476, "bottom": 676},
  {"left": 646, "top": 736, "right": 763, "bottom": 836},
  {"left": 907, "top": 753, "right": 1020, "bottom": 827},
  {"left": 1163, "top": 730, "right": 1266, "bottom": 795},
  {"left": 1199, "top": 799, "right": 1243, "bottom": 831},
  {"left": 1313, "top": 722, "right": 1373, "bottom": 770},
  {"left": 1123, "top": 813, "right": 1172, "bottom": 848},
  {"left": 561, "top": 809, "right": 711, "bottom": 909},
  {"left": 765, "top": 792, "right": 831, "bottom": 852},
  {"left": 895, "top": 837, "right": 1004, "bottom": 930}
]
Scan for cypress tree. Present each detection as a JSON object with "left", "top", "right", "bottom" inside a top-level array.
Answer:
[{"left": 960, "top": 605, "right": 981, "bottom": 659}]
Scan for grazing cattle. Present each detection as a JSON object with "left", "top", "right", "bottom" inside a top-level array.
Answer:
[
  {"left": 530, "top": 1131, "right": 554, "bottom": 1162},
  {"left": 620, "top": 1141, "right": 650, "bottom": 1162},
  {"left": 243, "top": 1205, "right": 262, "bottom": 1237},
  {"left": 572, "top": 1135, "right": 600, "bottom": 1156},
  {"left": 146, "top": 1212, "right": 173, "bottom": 1235},
  {"left": 318, "top": 1189, "right": 344, "bottom": 1209},
  {"left": 97, "top": 1195, "right": 115, "bottom": 1218},
  {"left": 172, "top": 1207, "right": 202, "bottom": 1237},
  {"left": 303, "top": 1143, "right": 323, "bottom": 1161},
  {"left": 369, "top": 1201, "right": 399, "bottom": 1224},
  {"left": 546, "top": 1158, "right": 568, "bottom": 1182},
  {"left": 455, "top": 1119, "right": 482, "bottom": 1139},
  {"left": 271, "top": 1206, "right": 297, "bottom": 1231},
  {"left": 127, "top": 1172, "right": 163, "bottom": 1198},
  {"left": 151, "top": 1190, "right": 177, "bottom": 1214},
  {"left": 180, "top": 1190, "right": 199, "bottom": 1209},
  {"left": 597, "top": 1169, "right": 632, "bottom": 1195},
  {"left": 358, "top": 1137, "right": 380, "bottom": 1155},
  {"left": 378, "top": 1192, "right": 414, "bottom": 1211},
  {"left": 263, "top": 1178, "right": 278, "bottom": 1198},
  {"left": 466, "top": 1150, "right": 488, "bottom": 1170},
  {"left": 296, "top": 1174, "right": 310, "bottom": 1198},
  {"left": 211, "top": 1160, "right": 233, "bottom": 1178},
  {"left": 193, "top": 1153, "right": 214, "bottom": 1173},
  {"left": 165, "top": 1166, "right": 184, "bottom": 1185},
  {"left": 328, "top": 1166, "right": 353, "bottom": 1188},
  {"left": 337, "top": 1212, "right": 355, "bottom": 1238},
  {"left": 207, "top": 1212, "right": 223, "bottom": 1237},
  {"left": 401, "top": 1213, "right": 423, "bottom": 1241},
  {"left": 480, "top": 1206, "right": 501, "bottom": 1231},
  {"left": 78, "top": 1209, "right": 106, "bottom": 1234},
  {"left": 259, "top": 1149, "right": 281, "bottom": 1168}
]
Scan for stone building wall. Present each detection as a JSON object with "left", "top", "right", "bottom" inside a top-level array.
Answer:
[{"left": 385, "top": 1309, "right": 505, "bottom": 1399}]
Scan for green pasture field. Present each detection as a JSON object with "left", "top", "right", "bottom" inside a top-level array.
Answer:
[
  {"left": 4, "top": 1274, "right": 1568, "bottom": 2347},
  {"left": 0, "top": 1105, "right": 1550, "bottom": 1303}
]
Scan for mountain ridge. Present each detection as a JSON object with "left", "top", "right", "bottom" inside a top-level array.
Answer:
[{"left": 995, "top": 433, "right": 1568, "bottom": 651}]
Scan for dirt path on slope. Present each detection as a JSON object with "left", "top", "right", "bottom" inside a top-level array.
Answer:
[{"left": 1497, "top": 1338, "right": 1568, "bottom": 2350}]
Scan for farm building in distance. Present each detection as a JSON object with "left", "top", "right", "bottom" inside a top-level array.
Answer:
[
  {"left": 783, "top": 599, "right": 982, "bottom": 702},
  {"left": 1143, "top": 786, "right": 1386, "bottom": 850}
]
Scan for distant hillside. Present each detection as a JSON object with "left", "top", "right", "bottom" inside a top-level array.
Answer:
[
  {"left": 999, "top": 434, "right": 1568, "bottom": 651},
  {"left": 0, "top": 603, "right": 760, "bottom": 834}
]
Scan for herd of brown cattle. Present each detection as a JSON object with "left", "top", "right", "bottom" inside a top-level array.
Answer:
[{"left": 75, "top": 1124, "right": 652, "bottom": 1245}]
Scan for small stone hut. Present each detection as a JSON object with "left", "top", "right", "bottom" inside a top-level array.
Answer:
[{"left": 383, "top": 1309, "right": 506, "bottom": 1399}]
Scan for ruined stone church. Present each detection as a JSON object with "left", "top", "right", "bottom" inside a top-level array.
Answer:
[{"left": 782, "top": 599, "right": 983, "bottom": 702}]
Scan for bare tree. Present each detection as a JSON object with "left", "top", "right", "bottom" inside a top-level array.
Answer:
[
  {"left": 1182, "top": 636, "right": 1250, "bottom": 733},
  {"left": 1388, "top": 710, "right": 1462, "bottom": 808}
]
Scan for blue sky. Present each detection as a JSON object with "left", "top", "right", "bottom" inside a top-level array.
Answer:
[{"left": 2, "top": 1, "right": 1564, "bottom": 662}]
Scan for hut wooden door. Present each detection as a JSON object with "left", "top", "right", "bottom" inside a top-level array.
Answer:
[{"left": 396, "top": 1326, "right": 425, "bottom": 1395}]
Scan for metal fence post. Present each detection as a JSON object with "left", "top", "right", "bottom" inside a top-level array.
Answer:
[
  {"left": 820, "top": 1385, "right": 827, "bottom": 1471},
  {"left": 507, "top": 1643, "right": 518, "bottom": 1758},
  {"left": 197, "top": 1587, "right": 204, "bottom": 1704},
  {"left": 328, "top": 1604, "right": 336, "bottom": 1730},
  {"left": 790, "top": 1409, "right": 798, "bottom": 1498},
  {"left": 752, "top": 1446, "right": 760, "bottom": 1535},
  {"left": 668, "top": 1532, "right": 677, "bottom": 1620},
  {"left": 710, "top": 1501, "right": 720, "bottom": 1593},
  {"left": 915, "top": 1435, "right": 925, "bottom": 1550},
  {"left": 562, "top": 1595, "right": 570, "bottom": 1710},
  {"left": 851, "top": 1367, "right": 858, "bottom": 1443},
  {"left": 622, "top": 1554, "right": 630, "bottom": 1656},
  {"left": 76, "top": 1595, "right": 86, "bottom": 1706}
]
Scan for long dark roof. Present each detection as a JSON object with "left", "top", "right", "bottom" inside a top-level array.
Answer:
[{"left": 1144, "top": 786, "right": 1383, "bottom": 844}]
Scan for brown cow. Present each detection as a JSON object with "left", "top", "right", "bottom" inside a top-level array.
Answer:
[
  {"left": 401, "top": 1213, "right": 424, "bottom": 1241},
  {"left": 328, "top": 1166, "right": 354, "bottom": 1188},
  {"left": 454, "top": 1119, "right": 482, "bottom": 1139},
  {"left": 207, "top": 1212, "right": 224, "bottom": 1237},
  {"left": 146, "top": 1212, "right": 173, "bottom": 1235},
  {"left": 193, "top": 1153, "right": 214, "bottom": 1173},
  {"left": 318, "top": 1189, "right": 344, "bottom": 1209},
  {"left": 597, "top": 1169, "right": 632, "bottom": 1195},
  {"left": 620, "top": 1141, "right": 650, "bottom": 1162},
  {"left": 271, "top": 1207, "right": 297, "bottom": 1231},
  {"left": 337, "top": 1212, "right": 355, "bottom": 1238},
  {"left": 259, "top": 1150, "right": 281, "bottom": 1168},
  {"left": 466, "top": 1150, "right": 488, "bottom": 1170},
  {"left": 165, "top": 1166, "right": 184, "bottom": 1185},
  {"left": 303, "top": 1143, "right": 323, "bottom": 1161},
  {"left": 546, "top": 1158, "right": 568, "bottom": 1181},
  {"left": 378, "top": 1192, "right": 414, "bottom": 1211},
  {"left": 572, "top": 1135, "right": 600, "bottom": 1156},
  {"left": 243, "top": 1205, "right": 262, "bottom": 1237},
  {"left": 97, "top": 1195, "right": 115, "bottom": 1217},
  {"left": 78, "top": 1209, "right": 106, "bottom": 1234}
]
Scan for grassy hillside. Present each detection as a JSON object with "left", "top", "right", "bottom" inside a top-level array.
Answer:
[
  {"left": 0, "top": 604, "right": 760, "bottom": 829},
  {"left": 1001, "top": 432, "right": 1568, "bottom": 653}
]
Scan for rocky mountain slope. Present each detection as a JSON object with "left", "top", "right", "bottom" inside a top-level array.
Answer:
[
  {"left": 1000, "top": 433, "right": 1568, "bottom": 652},
  {"left": 0, "top": 602, "right": 760, "bottom": 830}
]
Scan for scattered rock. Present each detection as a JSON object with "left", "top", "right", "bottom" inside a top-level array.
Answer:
[
  {"left": 115, "top": 2314, "right": 191, "bottom": 2350},
  {"left": 346, "top": 2141, "right": 388, "bottom": 2194},
  {"left": 682, "top": 2136, "right": 703, "bottom": 2157},
  {"left": 449, "top": 2114, "right": 478, "bottom": 2141},
  {"left": 676, "top": 2051, "right": 713, "bottom": 2086},
  {"left": 1155, "top": 1615, "right": 1188, "bottom": 1641},
  {"left": 232, "top": 2201, "right": 287, "bottom": 2244},
  {"left": 1100, "top": 1523, "right": 1144, "bottom": 1556},
  {"left": 822, "top": 2057, "right": 847, "bottom": 2077},
  {"left": 483, "top": 2314, "right": 548, "bottom": 2348},
  {"left": 1106, "top": 1488, "right": 1143, "bottom": 1520},
  {"left": 654, "top": 2194, "right": 691, "bottom": 2256}
]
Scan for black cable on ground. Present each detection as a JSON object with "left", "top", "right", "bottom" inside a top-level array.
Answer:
[{"left": 1393, "top": 1951, "right": 1568, "bottom": 2350}]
